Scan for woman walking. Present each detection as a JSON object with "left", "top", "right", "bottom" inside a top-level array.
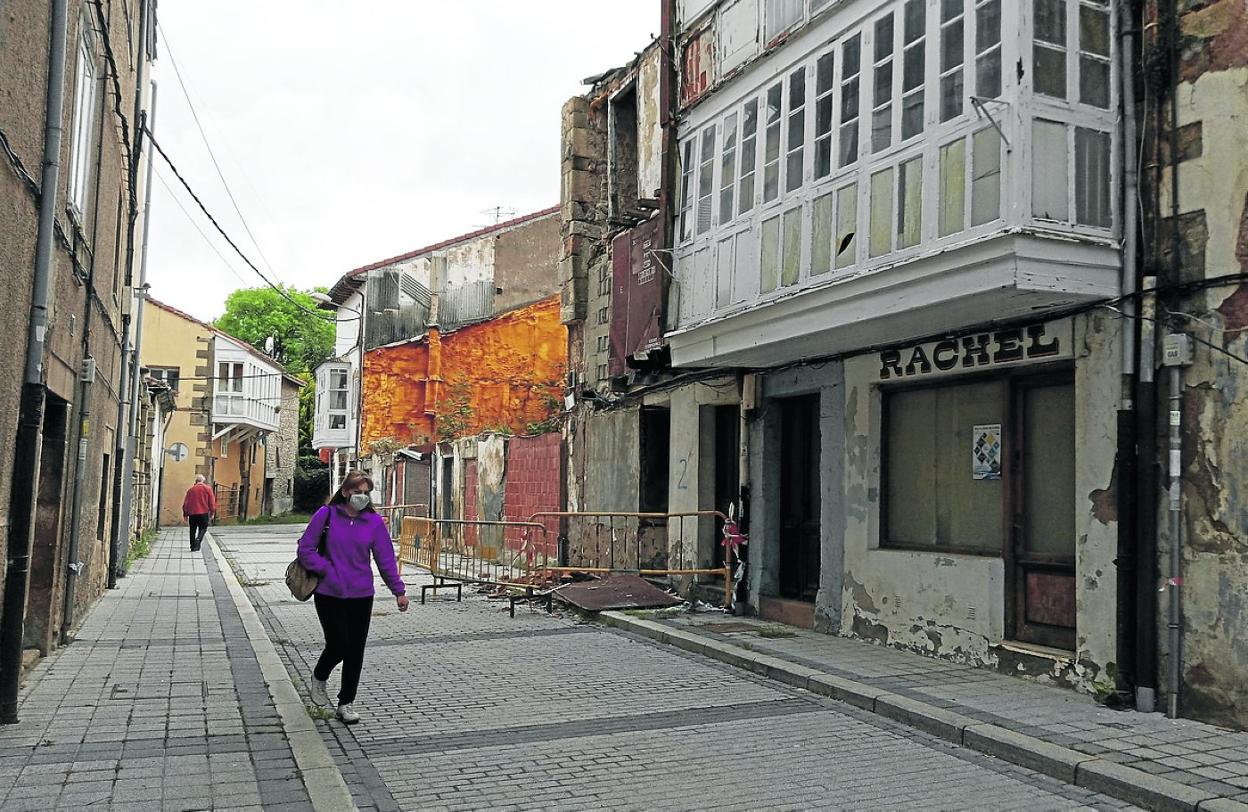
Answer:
[{"left": 297, "top": 470, "right": 408, "bottom": 724}]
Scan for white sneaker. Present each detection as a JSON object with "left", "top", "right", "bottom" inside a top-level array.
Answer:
[
  {"left": 310, "top": 676, "right": 329, "bottom": 707},
  {"left": 336, "top": 703, "right": 360, "bottom": 724}
]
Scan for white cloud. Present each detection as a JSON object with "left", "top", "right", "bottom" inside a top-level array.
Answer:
[{"left": 145, "top": 1, "right": 659, "bottom": 321}]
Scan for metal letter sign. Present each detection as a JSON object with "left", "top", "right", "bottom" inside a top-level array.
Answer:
[{"left": 610, "top": 218, "right": 665, "bottom": 376}]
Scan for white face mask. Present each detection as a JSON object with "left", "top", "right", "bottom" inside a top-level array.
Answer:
[{"left": 348, "top": 493, "right": 371, "bottom": 512}]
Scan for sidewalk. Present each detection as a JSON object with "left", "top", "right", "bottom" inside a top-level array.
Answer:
[
  {"left": 0, "top": 529, "right": 347, "bottom": 812},
  {"left": 604, "top": 611, "right": 1248, "bottom": 812}
]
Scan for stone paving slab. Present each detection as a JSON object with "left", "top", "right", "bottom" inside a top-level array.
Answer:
[
  {"left": 0, "top": 529, "right": 316, "bottom": 812},
  {"left": 606, "top": 610, "right": 1248, "bottom": 811},
  {"left": 213, "top": 525, "right": 1141, "bottom": 811}
]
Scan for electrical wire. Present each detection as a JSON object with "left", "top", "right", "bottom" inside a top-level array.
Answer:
[
  {"left": 157, "top": 21, "right": 283, "bottom": 282},
  {"left": 154, "top": 166, "right": 252, "bottom": 287},
  {"left": 142, "top": 123, "right": 359, "bottom": 323},
  {"left": 88, "top": 0, "right": 134, "bottom": 181}
]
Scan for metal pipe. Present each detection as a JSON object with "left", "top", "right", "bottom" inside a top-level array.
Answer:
[
  {"left": 0, "top": 0, "right": 70, "bottom": 725},
  {"left": 1165, "top": 364, "right": 1183, "bottom": 717},
  {"left": 116, "top": 81, "right": 158, "bottom": 577}
]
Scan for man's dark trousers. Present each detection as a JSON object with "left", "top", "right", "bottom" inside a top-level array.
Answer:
[{"left": 188, "top": 514, "right": 210, "bottom": 551}]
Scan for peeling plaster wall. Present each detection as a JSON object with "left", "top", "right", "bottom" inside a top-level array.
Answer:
[
  {"left": 360, "top": 296, "right": 567, "bottom": 448},
  {"left": 637, "top": 52, "right": 664, "bottom": 200},
  {"left": 666, "top": 380, "right": 739, "bottom": 569},
  {"left": 1155, "top": 0, "right": 1248, "bottom": 727},
  {"left": 837, "top": 313, "right": 1119, "bottom": 687}
]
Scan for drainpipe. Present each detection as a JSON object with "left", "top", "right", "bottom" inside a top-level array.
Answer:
[
  {"left": 0, "top": 0, "right": 70, "bottom": 725},
  {"left": 115, "top": 82, "right": 158, "bottom": 579},
  {"left": 109, "top": 0, "right": 154, "bottom": 585},
  {"left": 1163, "top": 347, "right": 1187, "bottom": 718},
  {"left": 1115, "top": 0, "right": 1142, "bottom": 707}
]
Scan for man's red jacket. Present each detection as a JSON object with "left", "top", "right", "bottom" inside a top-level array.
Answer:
[{"left": 183, "top": 482, "right": 217, "bottom": 517}]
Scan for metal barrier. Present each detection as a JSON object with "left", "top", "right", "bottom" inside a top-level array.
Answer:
[{"left": 526, "top": 511, "right": 738, "bottom": 608}]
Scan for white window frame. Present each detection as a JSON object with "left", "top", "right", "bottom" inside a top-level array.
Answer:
[{"left": 68, "top": 25, "right": 99, "bottom": 217}]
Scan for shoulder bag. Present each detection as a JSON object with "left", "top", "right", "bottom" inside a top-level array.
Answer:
[{"left": 285, "top": 508, "right": 330, "bottom": 602}]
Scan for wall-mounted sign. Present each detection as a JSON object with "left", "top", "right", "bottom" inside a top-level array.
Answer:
[
  {"left": 878, "top": 320, "right": 1073, "bottom": 381},
  {"left": 610, "top": 218, "right": 665, "bottom": 375},
  {"left": 167, "top": 442, "right": 190, "bottom": 462}
]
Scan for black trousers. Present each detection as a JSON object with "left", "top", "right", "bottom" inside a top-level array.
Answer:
[
  {"left": 313, "top": 594, "right": 374, "bottom": 705},
  {"left": 188, "top": 514, "right": 210, "bottom": 549}
]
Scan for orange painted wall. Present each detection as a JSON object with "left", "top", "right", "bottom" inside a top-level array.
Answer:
[{"left": 362, "top": 296, "right": 566, "bottom": 447}]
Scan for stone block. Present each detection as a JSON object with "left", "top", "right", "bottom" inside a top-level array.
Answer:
[{"left": 1077, "top": 759, "right": 1217, "bottom": 812}]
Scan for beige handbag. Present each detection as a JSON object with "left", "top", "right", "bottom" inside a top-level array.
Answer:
[{"left": 286, "top": 510, "right": 330, "bottom": 601}]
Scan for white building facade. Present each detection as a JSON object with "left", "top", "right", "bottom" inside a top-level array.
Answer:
[{"left": 669, "top": 0, "right": 1126, "bottom": 689}]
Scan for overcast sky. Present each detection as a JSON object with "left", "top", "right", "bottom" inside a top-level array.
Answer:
[{"left": 145, "top": 2, "right": 658, "bottom": 323}]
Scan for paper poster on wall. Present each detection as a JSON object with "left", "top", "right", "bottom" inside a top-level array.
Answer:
[{"left": 973, "top": 424, "right": 1002, "bottom": 481}]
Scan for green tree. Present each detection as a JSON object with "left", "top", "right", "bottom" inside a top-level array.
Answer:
[
  {"left": 216, "top": 286, "right": 335, "bottom": 456},
  {"left": 215, "top": 286, "right": 334, "bottom": 375}
]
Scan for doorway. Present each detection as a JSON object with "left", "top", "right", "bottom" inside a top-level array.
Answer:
[
  {"left": 1008, "top": 377, "right": 1077, "bottom": 650},
  {"left": 26, "top": 396, "right": 70, "bottom": 654},
  {"left": 778, "top": 395, "right": 821, "bottom": 602},
  {"left": 709, "top": 404, "right": 739, "bottom": 569},
  {"left": 440, "top": 457, "right": 454, "bottom": 520}
]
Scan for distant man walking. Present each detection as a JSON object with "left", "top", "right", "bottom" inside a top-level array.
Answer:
[{"left": 182, "top": 475, "right": 217, "bottom": 552}]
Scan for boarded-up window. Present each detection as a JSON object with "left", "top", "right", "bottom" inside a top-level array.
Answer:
[
  {"left": 763, "top": 83, "right": 783, "bottom": 203},
  {"left": 760, "top": 215, "right": 780, "bottom": 292},
  {"left": 739, "top": 99, "right": 759, "bottom": 215},
  {"left": 901, "top": 0, "right": 926, "bottom": 139},
  {"left": 720, "top": 0, "right": 760, "bottom": 75},
  {"left": 811, "top": 192, "right": 834, "bottom": 275},
  {"left": 716, "top": 236, "right": 735, "bottom": 307},
  {"left": 1075, "top": 127, "right": 1111, "bottom": 227},
  {"left": 939, "top": 138, "right": 967, "bottom": 237},
  {"left": 781, "top": 206, "right": 802, "bottom": 286},
  {"left": 897, "top": 155, "right": 923, "bottom": 248},
  {"left": 870, "top": 167, "right": 894, "bottom": 257},
  {"left": 871, "top": 13, "right": 895, "bottom": 153},
  {"left": 732, "top": 228, "right": 757, "bottom": 302},
  {"left": 682, "top": 28, "right": 714, "bottom": 106},
  {"left": 971, "top": 127, "right": 1002, "bottom": 225},
  {"left": 835, "top": 183, "right": 858, "bottom": 268},
  {"left": 1032, "top": 119, "right": 1068, "bottom": 220},
  {"left": 885, "top": 380, "right": 1004, "bottom": 552}
]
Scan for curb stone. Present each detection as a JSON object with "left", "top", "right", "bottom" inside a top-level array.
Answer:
[
  {"left": 600, "top": 611, "right": 1247, "bottom": 812},
  {"left": 207, "top": 535, "right": 356, "bottom": 812}
]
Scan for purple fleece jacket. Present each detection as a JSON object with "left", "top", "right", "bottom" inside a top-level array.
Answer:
[{"left": 297, "top": 505, "right": 405, "bottom": 599}]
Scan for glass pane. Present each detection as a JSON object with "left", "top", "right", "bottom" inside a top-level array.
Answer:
[
  {"left": 330, "top": 415, "right": 347, "bottom": 430},
  {"left": 1034, "top": 0, "right": 1067, "bottom": 45},
  {"left": 897, "top": 155, "right": 923, "bottom": 248},
  {"left": 941, "top": 0, "right": 963, "bottom": 23},
  {"left": 971, "top": 127, "right": 1002, "bottom": 225},
  {"left": 872, "top": 106, "right": 891, "bottom": 153},
  {"left": 941, "top": 20, "right": 964, "bottom": 72},
  {"left": 786, "top": 148, "right": 804, "bottom": 193},
  {"left": 812, "top": 193, "right": 834, "bottom": 275},
  {"left": 905, "top": 0, "right": 925, "bottom": 42},
  {"left": 835, "top": 184, "right": 857, "bottom": 268},
  {"left": 330, "top": 391, "right": 347, "bottom": 410},
  {"left": 739, "top": 175, "right": 755, "bottom": 215},
  {"left": 816, "top": 52, "right": 835, "bottom": 94},
  {"left": 743, "top": 98, "right": 759, "bottom": 136},
  {"left": 330, "top": 370, "right": 348, "bottom": 389},
  {"left": 939, "top": 138, "right": 967, "bottom": 236},
  {"left": 1034, "top": 45, "right": 1067, "bottom": 98},
  {"left": 766, "top": 83, "right": 783, "bottom": 127},
  {"left": 781, "top": 207, "right": 802, "bottom": 286},
  {"left": 902, "top": 91, "right": 924, "bottom": 139},
  {"left": 1075, "top": 127, "right": 1111, "bottom": 227},
  {"left": 1032, "top": 119, "right": 1069, "bottom": 220},
  {"left": 760, "top": 216, "right": 780, "bottom": 292},
  {"left": 816, "top": 95, "right": 833, "bottom": 136},
  {"left": 941, "top": 71, "right": 964, "bottom": 121},
  {"left": 903, "top": 44, "right": 925, "bottom": 91},
  {"left": 870, "top": 168, "right": 893, "bottom": 257},
  {"left": 1079, "top": 56, "right": 1110, "bottom": 108},
  {"left": 764, "top": 161, "right": 780, "bottom": 201},
  {"left": 977, "top": 0, "right": 1001, "bottom": 50},
  {"left": 873, "top": 60, "right": 893, "bottom": 107},
  {"left": 1023, "top": 383, "right": 1076, "bottom": 556},
  {"left": 842, "top": 34, "right": 861, "bottom": 76},
  {"left": 839, "top": 120, "right": 859, "bottom": 167},
  {"left": 787, "top": 108, "right": 805, "bottom": 150},
  {"left": 815, "top": 138, "right": 832, "bottom": 179},
  {"left": 1079, "top": 5, "right": 1110, "bottom": 56},
  {"left": 977, "top": 50, "right": 1002, "bottom": 98},
  {"left": 840, "top": 76, "right": 859, "bottom": 121},
  {"left": 788, "top": 68, "right": 806, "bottom": 109},
  {"left": 874, "top": 14, "right": 894, "bottom": 61}
]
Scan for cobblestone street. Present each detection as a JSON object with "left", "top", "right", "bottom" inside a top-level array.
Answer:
[{"left": 213, "top": 525, "right": 1135, "bottom": 812}]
